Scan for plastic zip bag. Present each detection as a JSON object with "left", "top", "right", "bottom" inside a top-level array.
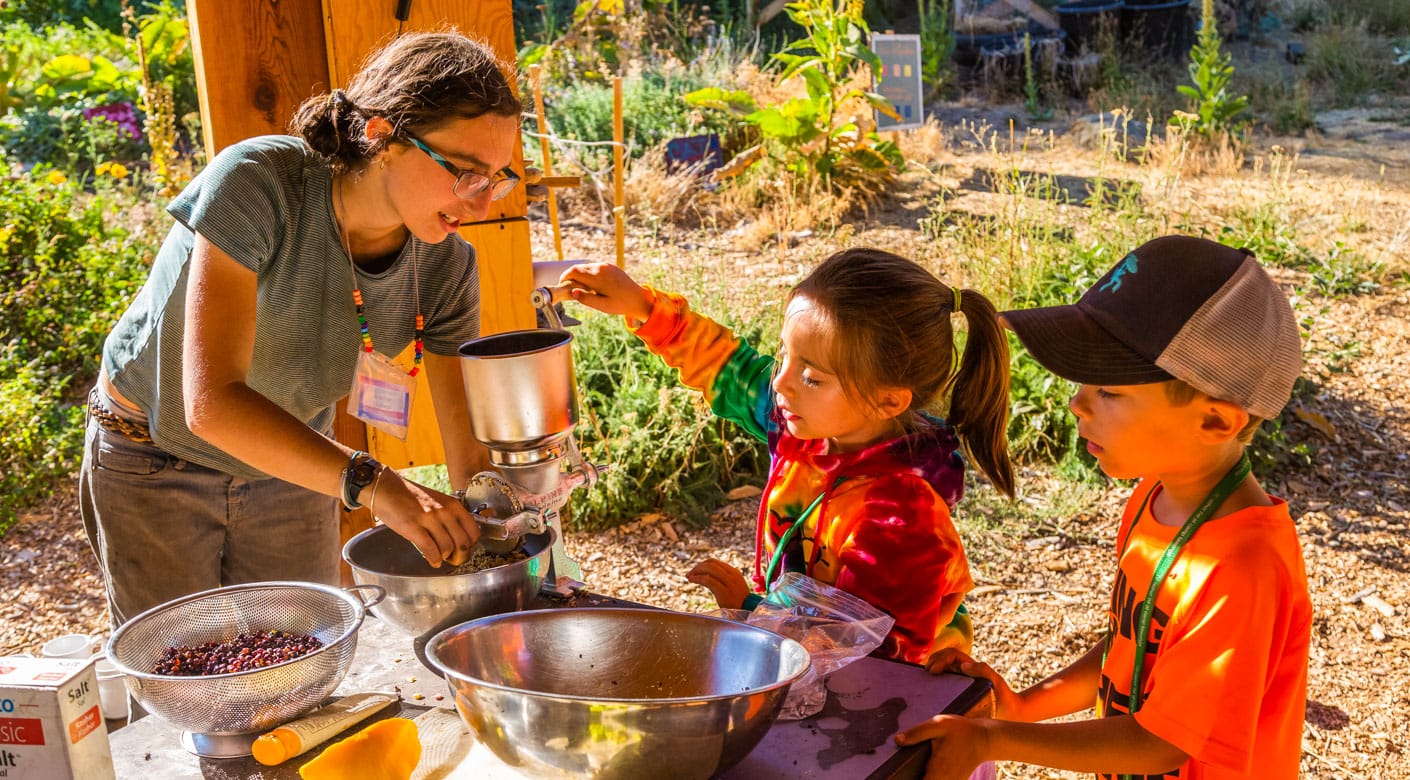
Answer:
[{"left": 745, "top": 573, "right": 895, "bottom": 720}]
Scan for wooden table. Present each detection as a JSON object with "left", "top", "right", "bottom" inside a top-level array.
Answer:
[{"left": 107, "top": 591, "right": 991, "bottom": 779}]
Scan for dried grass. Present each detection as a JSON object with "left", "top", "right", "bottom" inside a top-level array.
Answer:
[{"left": 1144, "top": 123, "right": 1247, "bottom": 179}]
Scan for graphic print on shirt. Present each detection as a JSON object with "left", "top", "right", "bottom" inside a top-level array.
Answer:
[{"left": 1096, "top": 565, "right": 1178, "bottom": 779}]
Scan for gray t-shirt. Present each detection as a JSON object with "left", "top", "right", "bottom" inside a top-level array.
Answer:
[{"left": 104, "top": 135, "right": 480, "bottom": 479}]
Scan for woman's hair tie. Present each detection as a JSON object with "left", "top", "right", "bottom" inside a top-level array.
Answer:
[{"left": 952, "top": 286, "right": 963, "bottom": 315}]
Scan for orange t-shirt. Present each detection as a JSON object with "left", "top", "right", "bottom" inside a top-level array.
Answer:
[{"left": 1096, "top": 480, "right": 1311, "bottom": 779}]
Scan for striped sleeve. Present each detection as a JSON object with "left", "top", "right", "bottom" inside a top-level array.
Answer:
[{"left": 167, "top": 141, "right": 290, "bottom": 272}]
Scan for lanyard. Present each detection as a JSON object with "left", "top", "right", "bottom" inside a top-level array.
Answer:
[
  {"left": 336, "top": 177, "right": 425, "bottom": 376},
  {"left": 1108, "top": 452, "right": 1251, "bottom": 717},
  {"left": 762, "top": 490, "right": 828, "bottom": 589}
]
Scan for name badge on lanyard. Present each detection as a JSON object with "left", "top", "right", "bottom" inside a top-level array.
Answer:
[{"left": 348, "top": 349, "right": 417, "bottom": 440}]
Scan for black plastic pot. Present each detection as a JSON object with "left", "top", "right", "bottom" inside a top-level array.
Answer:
[
  {"left": 1056, "top": 0, "right": 1125, "bottom": 54},
  {"left": 1122, "top": 0, "right": 1194, "bottom": 60},
  {"left": 953, "top": 22, "right": 1068, "bottom": 68}
]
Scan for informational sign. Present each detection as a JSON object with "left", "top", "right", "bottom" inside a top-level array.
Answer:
[{"left": 871, "top": 33, "right": 924, "bottom": 132}]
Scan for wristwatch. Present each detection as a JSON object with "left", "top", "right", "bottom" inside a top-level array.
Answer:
[{"left": 341, "top": 451, "right": 382, "bottom": 510}]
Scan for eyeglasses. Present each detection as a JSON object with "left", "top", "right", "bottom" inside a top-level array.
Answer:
[{"left": 404, "top": 134, "right": 520, "bottom": 201}]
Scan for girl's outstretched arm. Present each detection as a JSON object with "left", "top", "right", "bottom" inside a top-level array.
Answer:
[{"left": 558, "top": 262, "right": 652, "bottom": 324}]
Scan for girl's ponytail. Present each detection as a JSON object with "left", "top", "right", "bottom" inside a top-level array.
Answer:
[{"left": 947, "top": 287, "right": 1016, "bottom": 498}]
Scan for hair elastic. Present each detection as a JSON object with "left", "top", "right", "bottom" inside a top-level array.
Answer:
[{"left": 952, "top": 287, "right": 963, "bottom": 314}]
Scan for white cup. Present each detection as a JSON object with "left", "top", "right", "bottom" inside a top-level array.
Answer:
[
  {"left": 41, "top": 633, "right": 98, "bottom": 660},
  {"left": 94, "top": 657, "right": 130, "bottom": 721}
]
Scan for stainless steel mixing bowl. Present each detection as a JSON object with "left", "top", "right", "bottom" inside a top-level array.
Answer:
[
  {"left": 104, "top": 581, "right": 382, "bottom": 736},
  {"left": 342, "top": 525, "right": 555, "bottom": 636},
  {"left": 425, "top": 608, "right": 811, "bottom": 779}
]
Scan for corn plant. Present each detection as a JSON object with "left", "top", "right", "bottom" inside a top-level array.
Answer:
[
  {"left": 1023, "top": 33, "right": 1051, "bottom": 121},
  {"left": 918, "top": 0, "right": 953, "bottom": 98}
]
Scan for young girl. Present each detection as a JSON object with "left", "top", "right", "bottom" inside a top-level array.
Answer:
[
  {"left": 80, "top": 32, "right": 519, "bottom": 626},
  {"left": 560, "top": 249, "right": 1015, "bottom": 664}
]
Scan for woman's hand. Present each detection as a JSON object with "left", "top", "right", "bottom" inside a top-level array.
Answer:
[
  {"left": 924, "top": 648, "right": 1024, "bottom": 720},
  {"left": 686, "top": 558, "right": 751, "bottom": 609},
  {"left": 372, "top": 471, "right": 480, "bottom": 568},
  {"left": 894, "top": 715, "right": 991, "bottom": 780},
  {"left": 557, "top": 262, "right": 652, "bottom": 324}
]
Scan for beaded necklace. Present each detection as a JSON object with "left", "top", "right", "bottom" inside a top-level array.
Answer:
[{"left": 336, "top": 177, "right": 425, "bottom": 376}]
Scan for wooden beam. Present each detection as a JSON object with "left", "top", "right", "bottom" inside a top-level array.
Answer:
[
  {"left": 187, "top": 0, "right": 330, "bottom": 157},
  {"left": 613, "top": 76, "right": 625, "bottom": 268},
  {"left": 531, "top": 64, "right": 565, "bottom": 261}
]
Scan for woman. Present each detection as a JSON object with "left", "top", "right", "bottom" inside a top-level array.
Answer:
[{"left": 79, "top": 32, "right": 518, "bottom": 626}]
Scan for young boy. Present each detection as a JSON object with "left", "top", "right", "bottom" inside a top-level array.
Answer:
[{"left": 897, "top": 235, "right": 1312, "bottom": 779}]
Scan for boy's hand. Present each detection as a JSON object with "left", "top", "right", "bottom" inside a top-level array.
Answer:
[
  {"left": 558, "top": 262, "right": 653, "bottom": 324},
  {"left": 924, "top": 648, "right": 1022, "bottom": 720},
  {"left": 895, "top": 715, "right": 990, "bottom": 780},
  {"left": 686, "top": 558, "right": 750, "bottom": 609}
]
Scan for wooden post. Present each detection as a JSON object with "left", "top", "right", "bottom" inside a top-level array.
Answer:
[
  {"left": 612, "top": 75, "right": 625, "bottom": 268},
  {"left": 186, "top": 0, "right": 330, "bottom": 158},
  {"left": 531, "top": 65, "right": 564, "bottom": 261}
]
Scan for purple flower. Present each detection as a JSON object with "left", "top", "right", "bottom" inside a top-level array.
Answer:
[{"left": 82, "top": 102, "right": 143, "bottom": 141}]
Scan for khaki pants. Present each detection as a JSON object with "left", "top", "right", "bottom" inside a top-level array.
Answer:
[{"left": 78, "top": 416, "right": 340, "bottom": 628}]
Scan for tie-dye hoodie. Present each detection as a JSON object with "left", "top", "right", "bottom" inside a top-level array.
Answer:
[{"left": 630, "top": 286, "right": 975, "bottom": 663}]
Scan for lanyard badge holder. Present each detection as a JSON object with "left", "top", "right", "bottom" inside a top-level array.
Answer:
[
  {"left": 337, "top": 179, "right": 424, "bottom": 441},
  {"left": 349, "top": 350, "right": 417, "bottom": 440}
]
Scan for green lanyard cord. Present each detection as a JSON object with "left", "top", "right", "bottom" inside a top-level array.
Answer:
[
  {"left": 762, "top": 490, "right": 828, "bottom": 589},
  {"left": 1103, "top": 453, "right": 1251, "bottom": 707},
  {"left": 1107, "top": 452, "right": 1250, "bottom": 780}
]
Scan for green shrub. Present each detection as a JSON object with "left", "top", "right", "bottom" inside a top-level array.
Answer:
[
  {"left": 1, "top": 103, "right": 146, "bottom": 172},
  {"left": 538, "top": 71, "right": 727, "bottom": 168},
  {"left": 0, "top": 0, "right": 130, "bottom": 33},
  {"left": 0, "top": 5, "right": 199, "bottom": 173},
  {"left": 683, "top": 0, "right": 904, "bottom": 189},
  {"left": 567, "top": 311, "right": 769, "bottom": 530},
  {"left": 0, "top": 160, "right": 155, "bottom": 531},
  {"left": 1304, "top": 22, "right": 1403, "bottom": 105}
]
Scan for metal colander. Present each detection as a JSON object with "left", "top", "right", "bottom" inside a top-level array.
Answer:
[{"left": 104, "top": 581, "right": 384, "bottom": 735}]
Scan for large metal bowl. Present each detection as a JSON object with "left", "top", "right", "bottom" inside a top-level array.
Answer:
[
  {"left": 425, "top": 608, "right": 811, "bottom": 779},
  {"left": 104, "top": 581, "right": 382, "bottom": 736},
  {"left": 342, "top": 525, "right": 555, "bottom": 637}
]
